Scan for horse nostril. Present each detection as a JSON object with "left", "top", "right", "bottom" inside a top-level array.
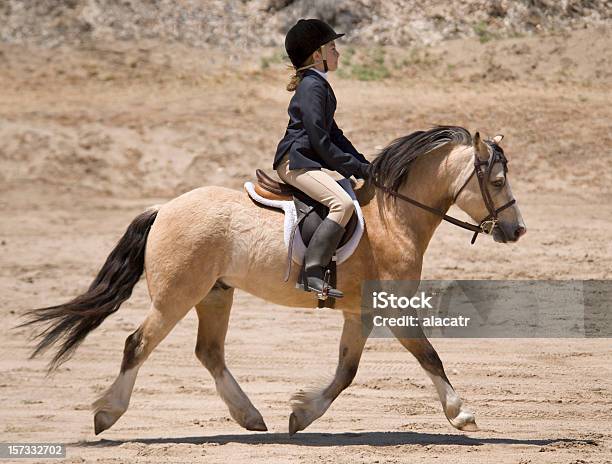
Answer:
[{"left": 514, "top": 226, "right": 526, "bottom": 239}]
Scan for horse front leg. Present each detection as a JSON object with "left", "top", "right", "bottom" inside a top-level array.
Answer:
[
  {"left": 289, "top": 311, "right": 372, "bottom": 435},
  {"left": 391, "top": 327, "right": 478, "bottom": 431}
]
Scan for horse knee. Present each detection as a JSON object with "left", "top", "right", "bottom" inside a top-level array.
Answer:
[
  {"left": 341, "top": 364, "right": 358, "bottom": 389},
  {"left": 417, "top": 345, "right": 449, "bottom": 383}
]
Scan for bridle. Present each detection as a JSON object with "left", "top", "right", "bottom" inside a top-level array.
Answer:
[{"left": 372, "top": 141, "right": 516, "bottom": 244}]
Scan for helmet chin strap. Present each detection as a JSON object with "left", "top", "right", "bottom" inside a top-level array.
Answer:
[
  {"left": 295, "top": 44, "right": 329, "bottom": 72},
  {"left": 320, "top": 44, "right": 329, "bottom": 72}
]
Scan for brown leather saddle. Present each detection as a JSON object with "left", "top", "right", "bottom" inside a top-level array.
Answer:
[
  {"left": 253, "top": 169, "right": 358, "bottom": 247},
  {"left": 250, "top": 169, "right": 361, "bottom": 309}
]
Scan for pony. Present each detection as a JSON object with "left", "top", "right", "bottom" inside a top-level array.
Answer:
[{"left": 20, "top": 126, "right": 526, "bottom": 435}]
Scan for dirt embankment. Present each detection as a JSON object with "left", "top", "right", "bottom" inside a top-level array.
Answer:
[
  {"left": 1, "top": 25, "right": 610, "bottom": 200},
  {"left": 1, "top": 0, "right": 610, "bottom": 47}
]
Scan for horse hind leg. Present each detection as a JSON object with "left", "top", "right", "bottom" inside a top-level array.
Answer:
[
  {"left": 91, "top": 299, "right": 194, "bottom": 434},
  {"left": 194, "top": 284, "right": 267, "bottom": 431}
]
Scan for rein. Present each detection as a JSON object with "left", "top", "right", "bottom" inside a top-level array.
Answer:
[{"left": 372, "top": 143, "right": 516, "bottom": 244}]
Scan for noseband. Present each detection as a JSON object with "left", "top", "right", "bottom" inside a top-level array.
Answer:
[{"left": 372, "top": 141, "right": 516, "bottom": 244}]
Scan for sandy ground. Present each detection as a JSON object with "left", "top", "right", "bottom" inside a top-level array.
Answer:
[{"left": 1, "top": 28, "right": 611, "bottom": 463}]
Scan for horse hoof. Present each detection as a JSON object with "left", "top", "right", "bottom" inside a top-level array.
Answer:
[
  {"left": 245, "top": 414, "right": 268, "bottom": 432},
  {"left": 288, "top": 412, "right": 301, "bottom": 436},
  {"left": 94, "top": 411, "right": 117, "bottom": 435},
  {"left": 459, "top": 421, "right": 479, "bottom": 432},
  {"left": 449, "top": 410, "right": 479, "bottom": 432}
]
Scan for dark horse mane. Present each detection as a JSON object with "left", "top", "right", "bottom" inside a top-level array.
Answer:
[{"left": 370, "top": 125, "right": 472, "bottom": 193}]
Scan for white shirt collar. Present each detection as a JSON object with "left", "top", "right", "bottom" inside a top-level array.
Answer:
[{"left": 311, "top": 67, "right": 328, "bottom": 81}]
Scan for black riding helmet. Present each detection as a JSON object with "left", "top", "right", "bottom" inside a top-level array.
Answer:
[{"left": 285, "top": 19, "right": 344, "bottom": 72}]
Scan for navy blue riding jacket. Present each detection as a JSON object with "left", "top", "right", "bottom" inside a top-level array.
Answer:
[{"left": 273, "top": 69, "right": 370, "bottom": 179}]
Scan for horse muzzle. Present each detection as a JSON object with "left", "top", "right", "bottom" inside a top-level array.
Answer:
[{"left": 493, "top": 223, "right": 527, "bottom": 243}]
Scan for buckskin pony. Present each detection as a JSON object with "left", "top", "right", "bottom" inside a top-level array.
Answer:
[{"left": 20, "top": 126, "right": 526, "bottom": 436}]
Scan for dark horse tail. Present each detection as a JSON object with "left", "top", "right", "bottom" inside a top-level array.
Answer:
[{"left": 18, "top": 207, "right": 159, "bottom": 372}]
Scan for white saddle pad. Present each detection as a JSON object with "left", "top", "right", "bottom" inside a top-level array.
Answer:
[{"left": 244, "top": 179, "right": 365, "bottom": 265}]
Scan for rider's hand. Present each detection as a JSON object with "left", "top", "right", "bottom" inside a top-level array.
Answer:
[{"left": 357, "top": 162, "right": 372, "bottom": 181}]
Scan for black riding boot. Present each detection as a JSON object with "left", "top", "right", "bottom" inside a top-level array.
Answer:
[{"left": 304, "top": 217, "right": 345, "bottom": 299}]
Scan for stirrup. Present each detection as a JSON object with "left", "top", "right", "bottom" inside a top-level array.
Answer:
[
  {"left": 310, "top": 269, "right": 344, "bottom": 300},
  {"left": 316, "top": 269, "right": 331, "bottom": 300}
]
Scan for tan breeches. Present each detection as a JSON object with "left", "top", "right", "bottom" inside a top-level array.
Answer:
[{"left": 276, "top": 153, "right": 355, "bottom": 228}]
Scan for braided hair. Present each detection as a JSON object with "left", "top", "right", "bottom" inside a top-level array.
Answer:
[{"left": 285, "top": 53, "right": 319, "bottom": 91}]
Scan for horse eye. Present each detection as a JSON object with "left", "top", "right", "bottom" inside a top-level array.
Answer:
[{"left": 491, "top": 179, "right": 505, "bottom": 188}]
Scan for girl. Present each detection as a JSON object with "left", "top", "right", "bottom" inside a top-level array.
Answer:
[{"left": 273, "top": 18, "right": 371, "bottom": 299}]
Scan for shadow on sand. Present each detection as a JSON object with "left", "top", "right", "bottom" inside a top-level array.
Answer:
[{"left": 73, "top": 431, "right": 597, "bottom": 448}]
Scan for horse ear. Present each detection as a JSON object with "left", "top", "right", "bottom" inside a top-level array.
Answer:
[
  {"left": 492, "top": 134, "right": 504, "bottom": 144},
  {"left": 473, "top": 131, "right": 489, "bottom": 160}
]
